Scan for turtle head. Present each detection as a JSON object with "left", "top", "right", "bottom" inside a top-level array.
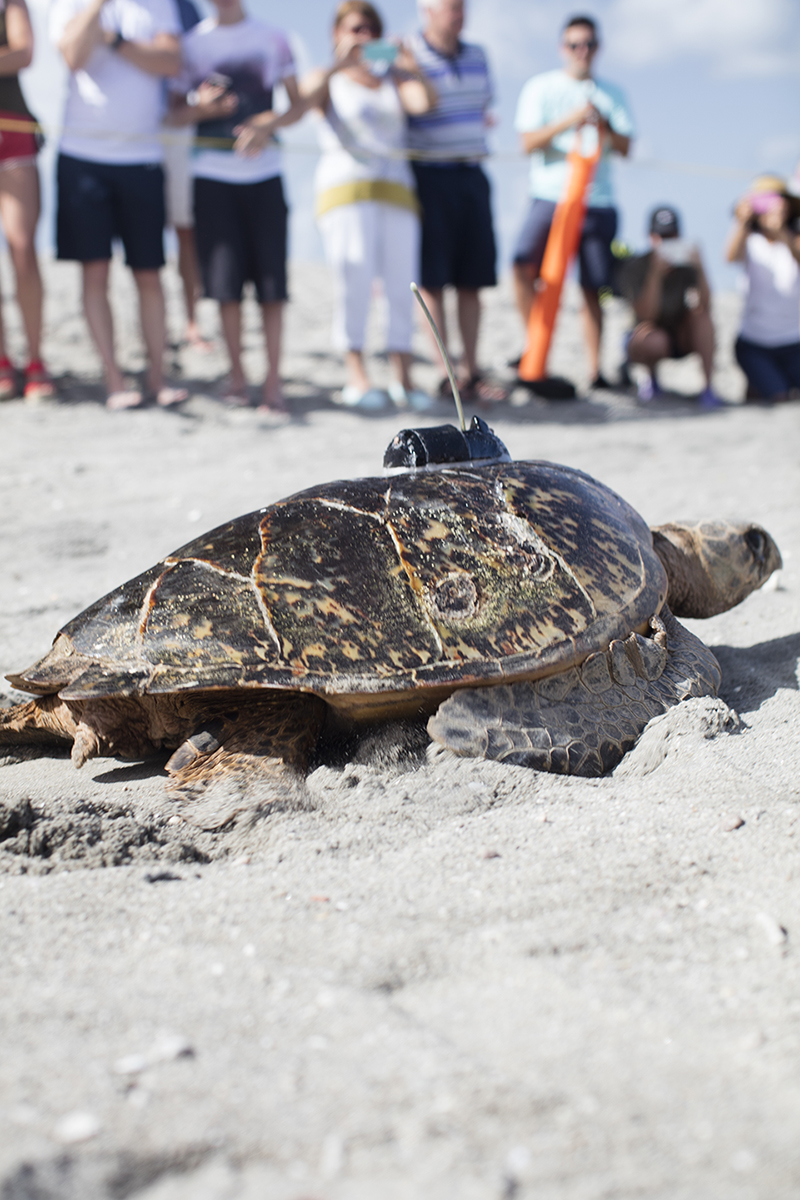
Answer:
[
  {"left": 651, "top": 519, "right": 782, "bottom": 619},
  {"left": 383, "top": 416, "right": 511, "bottom": 471}
]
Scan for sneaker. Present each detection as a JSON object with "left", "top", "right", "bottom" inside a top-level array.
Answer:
[
  {"left": 637, "top": 374, "right": 662, "bottom": 403},
  {"left": 698, "top": 387, "right": 725, "bottom": 409}
]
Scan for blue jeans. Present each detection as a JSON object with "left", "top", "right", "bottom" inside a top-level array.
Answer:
[{"left": 735, "top": 336, "right": 800, "bottom": 398}]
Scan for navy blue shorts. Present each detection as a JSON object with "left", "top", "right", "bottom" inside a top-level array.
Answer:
[
  {"left": 513, "top": 198, "right": 617, "bottom": 292},
  {"left": 56, "top": 154, "right": 165, "bottom": 269},
  {"left": 194, "top": 174, "right": 288, "bottom": 304},
  {"left": 412, "top": 163, "right": 497, "bottom": 290},
  {"left": 735, "top": 336, "right": 800, "bottom": 399}
]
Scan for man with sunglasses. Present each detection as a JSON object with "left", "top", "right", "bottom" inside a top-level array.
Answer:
[{"left": 512, "top": 14, "right": 634, "bottom": 390}]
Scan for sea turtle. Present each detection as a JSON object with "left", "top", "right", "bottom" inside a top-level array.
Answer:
[{"left": 0, "top": 419, "right": 781, "bottom": 821}]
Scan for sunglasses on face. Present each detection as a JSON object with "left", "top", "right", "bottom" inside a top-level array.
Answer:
[
  {"left": 349, "top": 23, "right": 377, "bottom": 34},
  {"left": 565, "top": 39, "right": 598, "bottom": 51}
]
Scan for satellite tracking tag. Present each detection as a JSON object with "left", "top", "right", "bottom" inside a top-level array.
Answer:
[{"left": 383, "top": 416, "right": 511, "bottom": 470}]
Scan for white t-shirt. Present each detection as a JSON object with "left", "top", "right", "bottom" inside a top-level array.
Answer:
[
  {"left": 50, "top": 0, "right": 179, "bottom": 164},
  {"left": 175, "top": 16, "right": 295, "bottom": 184},
  {"left": 514, "top": 70, "right": 634, "bottom": 207},
  {"left": 315, "top": 73, "right": 414, "bottom": 194},
  {"left": 740, "top": 232, "right": 800, "bottom": 346}
]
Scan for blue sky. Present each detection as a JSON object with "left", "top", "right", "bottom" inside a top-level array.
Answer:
[{"left": 22, "top": 0, "right": 800, "bottom": 288}]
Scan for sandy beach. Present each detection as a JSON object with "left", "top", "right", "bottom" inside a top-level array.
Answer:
[{"left": 1, "top": 256, "right": 799, "bottom": 1199}]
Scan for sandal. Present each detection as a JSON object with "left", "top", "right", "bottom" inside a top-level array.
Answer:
[
  {"left": 155, "top": 385, "right": 188, "bottom": 408},
  {"left": 106, "top": 389, "right": 144, "bottom": 410},
  {"left": 258, "top": 393, "right": 290, "bottom": 415},
  {"left": 23, "top": 360, "right": 56, "bottom": 401},
  {"left": 222, "top": 379, "right": 252, "bottom": 407},
  {"left": 459, "top": 372, "right": 509, "bottom": 405},
  {"left": 0, "top": 356, "right": 18, "bottom": 401}
]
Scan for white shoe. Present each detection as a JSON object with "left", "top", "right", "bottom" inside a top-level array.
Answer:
[
  {"left": 337, "top": 385, "right": 386, "bottom": 412},
  {"left": 387, "top": 381, "right": 436, "bottom": 413}
]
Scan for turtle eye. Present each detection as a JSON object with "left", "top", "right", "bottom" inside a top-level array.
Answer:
[{"left": 744, "top": 527, "right": 767, "bottom": 567}]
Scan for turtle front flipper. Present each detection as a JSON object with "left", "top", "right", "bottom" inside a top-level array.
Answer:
[
  {"left": 428, "top": 610, "right": 721, "bottom": 777},
  {"left": 165, "top": 692, "right": 327, "bottom": 829}
]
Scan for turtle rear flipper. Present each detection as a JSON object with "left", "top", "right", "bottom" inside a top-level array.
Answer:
[
  {"left": 0, "top": 694, "right": 79, "bottom": 748},
  {"left": 428, "top": 611, "right": 720, "bottom": 777},
  {"left": 165, "top": 692, "right": 326, "bottom": 829}
]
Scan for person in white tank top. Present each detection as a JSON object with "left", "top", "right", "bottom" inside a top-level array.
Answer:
[
  {"left": 302, "top": 1, "right": 437, "bottom": 411},
  {"left": 726, "top": 174, "right": 800, "bottom": 402}
]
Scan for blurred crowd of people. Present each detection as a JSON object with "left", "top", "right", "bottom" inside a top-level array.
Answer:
[{"left": 0, "top": 0, "right": 798, "bottom": 410}]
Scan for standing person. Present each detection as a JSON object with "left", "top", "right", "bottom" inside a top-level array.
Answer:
[
  {"left": 302, "top": 1, "right": 436, "bottom": 412},
  {"left": 513, "top": 14, "right": 634, "bottom": 389},
  {"left": 407, "top": 0, "right": 505, "bottom": 404},
  {"left": 161, "top": 0, "right": 209, "bottom": 350},
  {"left": 618, "top": 205, "right": 721, "bottom": 407},
  {"left": 0, "top": 0, "right": 53, "bottom": 401},
  {"left": 169, "top": 0, "right": 304, "bottom": 412},
  {"left": 726, "top": 174, "right": 800, "bottom": 402},
  {"left": 51, "top": 0, "right": 187, "bottom": 410}
]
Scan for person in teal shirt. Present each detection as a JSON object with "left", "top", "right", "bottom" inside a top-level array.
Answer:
[{"left": 512, "top": 14, "right": 634, "bottom": 389}]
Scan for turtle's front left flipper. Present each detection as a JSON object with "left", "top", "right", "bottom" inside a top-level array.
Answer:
[
  {"left": 428, "top": 611, "right": 721, "bottom": 777},
  {"left": 165, "top": 692, "right": 326, "bottom": 829}
]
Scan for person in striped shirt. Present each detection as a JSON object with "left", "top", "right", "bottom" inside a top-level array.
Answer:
[{"left": 408, "top": 0, "right": 505, "bottom": 404}]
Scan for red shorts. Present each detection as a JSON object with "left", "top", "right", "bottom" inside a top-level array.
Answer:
[{"left": 0, "top": 110, "right": 39, "bottom": 164}]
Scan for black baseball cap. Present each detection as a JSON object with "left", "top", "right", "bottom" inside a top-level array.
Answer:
[{"left": 649, "top": 206, "right": 681, "bottom": 238}]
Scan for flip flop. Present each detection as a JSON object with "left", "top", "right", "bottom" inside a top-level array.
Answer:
[
  {"left": 0, "top": 356, "right": 18, "bottom": 401},
  {"left": 387, "top": 381, "right": 437, "bottom": 413},
  {"left": 222, "top": 381, "right": 252, "bottom": 407},
  {"left": 459, "top": 373, "right": 508, "bottom": 405},
  {"left": 106, "top": 389, "right": 144, "bottom": 411},
  {"left": 23, "top": 361, "right": 56, "bottom": 401},
  {"left": 185, "top": 328, "right": 214, "bottom": 353},
  {"left": 336, "top": 386, "right": 386, "bottom": 412},
  {"left": 155, "top": 386, "right": 189, "bottom": 408},
  {"left": 258, "top": 393, "right": 290, "bottom": 415}
]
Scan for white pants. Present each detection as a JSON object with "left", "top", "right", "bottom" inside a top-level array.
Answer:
[{"left": 318, "top": 201, "right": 420, "bottom": 354}]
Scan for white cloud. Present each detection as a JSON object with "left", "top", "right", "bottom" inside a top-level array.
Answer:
[
  {"left": 757, "top": 133, "right": 800, "bottom": 170},
  {"left": 606, "top": 0, "right": 800, "bottom": 76}
]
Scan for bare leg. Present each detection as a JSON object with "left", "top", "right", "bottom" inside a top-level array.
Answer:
[
  {"left": 388, "top": 350, "right": 413, "bottom": 390},
  {"left": 456, "top": 288, "right": 481, "bottom": 379},
  {"left": 513, "top": 261, "right": 537, "bottom": 329},
  {"left": 0, "top": 163, "right": 44, "bottom": 362},
  {"left": 345, "top": 348, "right": 371, "bottom": 393},
  {"left": 175, "top": 225, "right": 208, "bottom": 346},
  {"left": 687, "top": 308, "right": 715, "bottom": 387},
  {"left": 260, "top": 301, "right": 286, "bottom": 410},
  {"left": 580, "top": 287, "right": 603, "bottom": 380},
  {"left": 0, "top": 275, "right": 7, "bottom": 365},
  {"left": 219, "top": 302, "right": 247, "bottom": 396},
  {"left": 82, "top": 260, "right": 128, "bottom": 396},
  {"left": 132, "top": 268, "right": 168, "bottom": 395},
  {"left": 418, "top": 286, "right": 448, "bottom": 375},
  {"left": 627, "top": 323, "right": 671, "bottom": 371}
]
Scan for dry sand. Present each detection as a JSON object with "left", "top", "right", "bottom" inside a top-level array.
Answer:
[{"left": 0, "top": 257, "right": 799, "bottom": 1199}]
